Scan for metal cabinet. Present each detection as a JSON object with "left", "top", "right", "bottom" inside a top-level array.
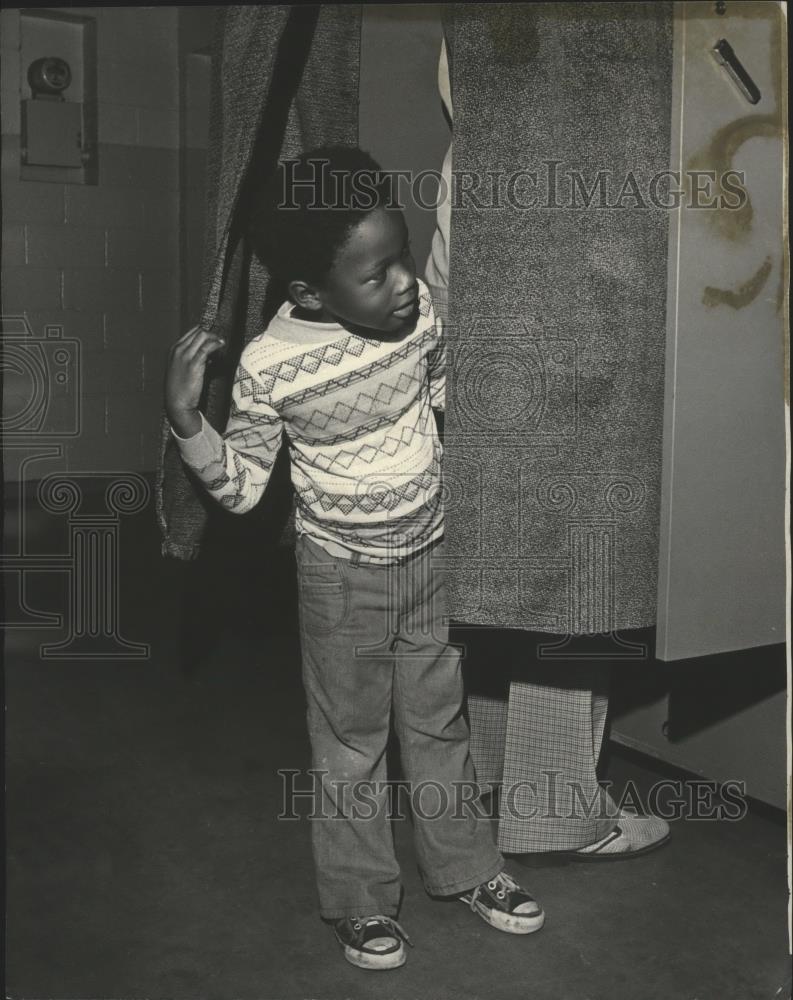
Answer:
[{"left": 656, "top": 1, "right": 787, "bottom": 660}]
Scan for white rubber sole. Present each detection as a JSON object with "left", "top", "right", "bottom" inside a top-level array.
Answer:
[
  {"left": 569, "top": 830, "right": 671, "bottom": 862},
  {"left": 340, "top": 940, "right": 406, "bottom": 970},
  {"left": 464, "top": 898, "right": 546, "bottom": 935}
]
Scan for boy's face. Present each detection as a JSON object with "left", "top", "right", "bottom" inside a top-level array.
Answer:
[{"left": 299, "top": 207, "right": 419, "bottom": 338}]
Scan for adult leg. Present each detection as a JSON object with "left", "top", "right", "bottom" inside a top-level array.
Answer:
[
  {"left": 496, "top": 664, "right": 618, "bottom": 854},
  {"left": 467, "top": 694, "right": 508, "bottom": 785},
  {"left": 462, "top": 627, "right": 617, "bottom": 853},
  {"left": 464, "top": 628, "right": 668, "bottom": 856}
]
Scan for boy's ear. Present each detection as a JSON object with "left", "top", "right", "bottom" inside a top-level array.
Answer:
[{"left": 288, "top": 280, "right": 324, "bottom": 312}]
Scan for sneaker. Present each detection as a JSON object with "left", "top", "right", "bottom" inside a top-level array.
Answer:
[
  {"left": 566, "top": 811, "right": 671, "bottom": 861},
  {"left": 333, "top": 915, "right": 411, "bottom": 970},
  {"left": 459, "top": 870, "right": 545, "bottom": 935}
]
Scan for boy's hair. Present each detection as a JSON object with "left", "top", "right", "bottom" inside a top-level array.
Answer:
[{"left": 249, "top": 145, "right": 396, "bottom": 287}]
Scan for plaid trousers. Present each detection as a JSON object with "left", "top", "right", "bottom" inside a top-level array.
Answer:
[{"left": 461, "top": 630, "right": 620, "bottom": 854}]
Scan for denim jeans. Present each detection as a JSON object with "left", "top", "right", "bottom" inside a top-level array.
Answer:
[{"left": 295, "top": 532, "right": 503, "bottom": 920}]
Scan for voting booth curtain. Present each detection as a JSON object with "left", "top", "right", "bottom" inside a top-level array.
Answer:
[{"left": 156, "top": 3, "right": 673, "bottom": 635}]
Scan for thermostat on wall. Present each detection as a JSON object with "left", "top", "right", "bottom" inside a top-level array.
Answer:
[
  {"left": 22, "top": 97, "right": 84, "bottom": 167},
  {"left": 19, "top": 9, "right": 97, "bottom": 181}
]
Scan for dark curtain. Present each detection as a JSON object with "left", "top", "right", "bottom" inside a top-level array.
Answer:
[{"left": 156, "top": 4, "right": 361, "bottom": 560}]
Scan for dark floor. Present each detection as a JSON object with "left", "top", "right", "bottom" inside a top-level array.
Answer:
[{"left": 4, "top": 492, "right": 790, "bottom": 1000}]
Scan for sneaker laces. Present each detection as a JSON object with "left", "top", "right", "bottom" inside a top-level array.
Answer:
[
  {"left": 352, "top": 915, "right": 413, "bottom": 948},
  {"left": 466, "top": 870, "right": 522, "bottom": 912}
]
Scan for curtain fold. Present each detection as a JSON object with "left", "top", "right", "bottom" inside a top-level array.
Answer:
[
  {"left": 157, "top": 3, "right": 672, "bottom": 637},
  {"left": 156, "top": 4, "right": 361, "bottom": 559}
]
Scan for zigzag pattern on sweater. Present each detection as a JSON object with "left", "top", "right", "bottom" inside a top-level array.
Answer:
[
  {"left": 196, "top": 442, "right": 274, "bottom": 498},
  {"left": 294, "top": 370, "right": 421, "bottom": 434},
  {"left": 290, "top": 398, "right": 419, "bottom": 448},
  {"left": 173, "top": 279, "right": 444, "bottom": 558},
  {"left": 235, "top": 364, "right": 271, "bottom": 406},
  {"left": 254, "top": 336, "right": 369, "bottom": 395},
  {"left": 296, "top": 462, "right": 440, "bottom": 515},
  {"left": 225, "top": 425, "right": 279, "bottom": 456},
  {"left": 228, "top": 395, "right": 280, "bottom": 425},
  {"left": 310, "top": 419, "right": 431, "bottom": 473},
  {"left": 276, "top": 326, "right": 436, "bottom": 410}
]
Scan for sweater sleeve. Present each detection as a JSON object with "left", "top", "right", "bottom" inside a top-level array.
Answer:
[{"left": 170, "top": 356, "right": 284, "bottom": 514}]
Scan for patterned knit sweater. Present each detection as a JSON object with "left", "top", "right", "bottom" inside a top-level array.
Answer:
[{"left": 172, "top": 278, "right": 445, "bottom": 561}]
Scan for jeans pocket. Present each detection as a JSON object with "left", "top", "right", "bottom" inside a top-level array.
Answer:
[{"left": 298, "top": 560, "right": 349, "bottom": 636}]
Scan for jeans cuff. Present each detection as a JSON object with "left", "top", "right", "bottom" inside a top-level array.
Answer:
[
  {"left": 320, "top": 903, "right": 400, "bottom": 921},
  {"left": 423, "top": 854, "right": 504, "bottom": 898}
]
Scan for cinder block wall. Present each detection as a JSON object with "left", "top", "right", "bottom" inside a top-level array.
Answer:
[{"left": 1, "top": 7, "right": 189, "bottom": 480}]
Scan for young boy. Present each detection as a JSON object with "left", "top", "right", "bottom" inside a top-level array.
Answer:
[{"left": 164, "top": 146, "right": 544, "bottom": 970}]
